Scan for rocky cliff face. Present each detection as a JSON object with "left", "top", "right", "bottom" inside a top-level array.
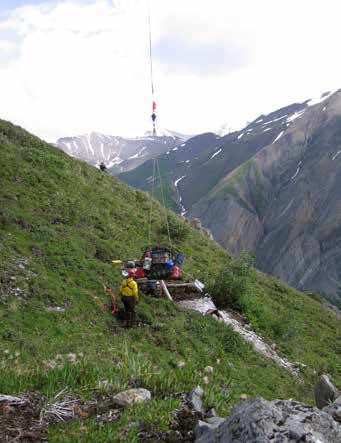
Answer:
[{"left": 190, "top": 91, "right": 341, "bottom": 304}]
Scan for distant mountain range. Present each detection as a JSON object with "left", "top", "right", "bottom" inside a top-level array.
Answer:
[
  {"left": 119, "top": 91, "right": 341, "bottom": 304},
  {"left": 56, "top": 130, "right": 190, "bottom": 174}
]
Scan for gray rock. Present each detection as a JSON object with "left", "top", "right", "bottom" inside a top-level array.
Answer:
[
  {"left": 188, "top": 386, "right": 204, "bottom": 413},
  {"left": 177, "top": 360, "right": 186, "bottom": 368},
  {"left": 195, "top": 417, "right": 225, "bottom": 440},
  {"left": 205, "top": 408, "right": 216, "bottom": 418},
  {"left": 195, "top": 397, "right": 341, "bottom": 443},
  {"left": 0, "top": 394, "right": 24, "bottom": 404},
  {"left": 325, "top": 405, "right": 341, "bottom": 422},
  {"left": 334, "top": 396, "right": 341, "bottom": 406},
  {"left": 206, "top": 417, "right": 225, "bottom": 426},
  {"left": 112, "top": 388, "right": 151, "bottom": 407},
  {"left": 314, "top": 374, "right": 338, "bottom": 409},
  {"left": 47, "top": 306, "right": 66, "bottom": 312},
  {"left": 195, "top": 420, "right": 212, "bottom": 439},
  {"left": 98, "top": 379, "right": 113, "bottom": 394}
]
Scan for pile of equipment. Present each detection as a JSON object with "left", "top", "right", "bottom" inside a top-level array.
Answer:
[{"left": 119, "top": 246, "right": 185, "bottom": 281}]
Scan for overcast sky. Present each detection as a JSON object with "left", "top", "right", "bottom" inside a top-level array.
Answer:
[{"left": 0, "top": 0, "right": 341, "bottom": 141}]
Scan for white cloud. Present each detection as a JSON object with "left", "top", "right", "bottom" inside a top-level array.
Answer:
[{"left": 0, "top": 0, "right": 340, "bottom": 141}]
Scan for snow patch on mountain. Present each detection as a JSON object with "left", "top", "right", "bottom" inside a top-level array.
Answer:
[
  {"left": 174, "top": 176, "right": 186, "bottom": 187},
  {"left": 210, "top": 148, "right": 222, "bottom": 160},
  {"left": 143, "top": 128, "right": 191, "bottom": 140},
  {"left": 262, "top": 115, "right": 288, "bottom": 126},
  {"left": 272, "top": 131, "right": 284, "bottom": 144},
  {"left": 332, "top": 150, "right": 341, "bottom": 160},
  {"left": 106, "top": 156, "right": 124, "bottom": 168},
  {"left": 291, "top": 161, "right": 302, "bottom": 180},
  {"left": 286, "top": 110, "right": 305, "bottom": 123},
  {"left": 128, "top": 146, "right": 147, "bottom": 159}
]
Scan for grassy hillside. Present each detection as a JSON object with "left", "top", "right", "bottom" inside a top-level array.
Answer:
[
  {"left": 0, "top": 119, "right": 340, "bottom": 442},
  {"left": 119, "top": 156, "right": 182, "bottom": 213}
]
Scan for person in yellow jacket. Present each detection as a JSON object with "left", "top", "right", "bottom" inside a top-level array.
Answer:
[{"left": 119, "top": 269, "right": 139, "bottom": 327}]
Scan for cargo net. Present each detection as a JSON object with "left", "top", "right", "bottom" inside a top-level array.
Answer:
[
  {"left": 120, "top": 246, "right": 204, "bottom": 301},
  {"left": 125, "top": 246, "right": 184, "bottom": 281}
]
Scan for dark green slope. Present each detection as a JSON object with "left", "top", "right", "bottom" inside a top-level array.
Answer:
[
  {"left": 119, "top": 132, "right": 220, "bottom": 212},
  {"left": 0, "top": 119, "right": 340, "bottom": 441}
]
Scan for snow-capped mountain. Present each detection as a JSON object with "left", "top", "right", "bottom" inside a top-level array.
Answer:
[{"left": 56, "top": 130, "right": 190, "bottom": 174}]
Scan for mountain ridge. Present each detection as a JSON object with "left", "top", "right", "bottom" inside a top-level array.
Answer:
[{"left": 56, "top": 129, "right": 191, "bottom": 174}]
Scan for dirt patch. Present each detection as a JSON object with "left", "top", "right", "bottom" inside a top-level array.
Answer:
[
  {"left": 138, "top": 404, "right": 200, "bottom": 442},
  {"left": 0, "top": 394, "right": 47, "bottom": 443},
  {"left": 168, "top": 287, "right": 203, "bottom": 302},
  {"left": 223, "top": 307, "right": 248, "bottom": 326},
  {"left": 0, "top": 392, "right": 123, "bottom": 442}
]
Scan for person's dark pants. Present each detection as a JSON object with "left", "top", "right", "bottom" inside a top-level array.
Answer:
[{"left": 122, "top": 296, "right": 136, "bottom": 327}]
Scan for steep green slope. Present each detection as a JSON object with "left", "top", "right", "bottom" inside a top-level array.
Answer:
[{"left": 0, "top": 119, "right": 340, "bottom": 442}]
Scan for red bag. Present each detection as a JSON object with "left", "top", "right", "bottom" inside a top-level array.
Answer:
[
  {"left": 170, "top": 265, "right": 182, "bottom": 280},
  {"left": 135, "top": 267, "right": 145, "bottom": 279}
]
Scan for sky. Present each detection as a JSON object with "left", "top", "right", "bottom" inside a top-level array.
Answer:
[{"left": 0, "top": 0, "right": 341, "bottom": 142}]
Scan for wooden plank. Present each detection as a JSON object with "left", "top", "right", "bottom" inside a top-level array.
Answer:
[{"left": 160, "top": 280, "right": 173, "bottom": 302}]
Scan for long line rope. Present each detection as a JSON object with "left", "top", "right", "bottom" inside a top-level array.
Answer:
[
  {"left": 148, "top": 157, "right": 157, "bottom": 245},
  {"left": 147, "top": 2, "right": 154, "bottom": 97},
  {"left": 156, "top": 158, "right": 172, "bottom": 248},
  {"left": 147, "top": 0, "right": 157, "bottom": 245},
  {"left": 147, "top": 1, "right": 157, "bottom": 136},
  {"left": 146, "top": 1, "right": 172, "bottom": 248}
]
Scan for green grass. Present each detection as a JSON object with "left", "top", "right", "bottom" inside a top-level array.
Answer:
[
  {"left": 120, "top": 157, "right": 182, "bottom": 212},
  {"left": 0, "top": 119, "right": 340, "bottom": 441}
]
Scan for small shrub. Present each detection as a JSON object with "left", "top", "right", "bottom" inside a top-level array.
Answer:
[
  {"left": 208, "top": 253, "right": 256, "bottom": 311},
  {"left": 158, "top": 217, "right": 190, "bottom": 243}
]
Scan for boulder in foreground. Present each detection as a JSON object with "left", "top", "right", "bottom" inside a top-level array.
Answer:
[{"left": 195, "top": 397, "right": 341, "bottom": 443}]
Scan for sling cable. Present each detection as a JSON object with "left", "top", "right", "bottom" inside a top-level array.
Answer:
[
  {"left": 148, "top": 3, "right": 157, "bottom": 136},
  {"left": 147, "top": 1, "right": 172, "bottom": 249}
]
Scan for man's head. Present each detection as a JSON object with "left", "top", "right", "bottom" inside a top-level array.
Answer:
[{"left": 128, "top": 269, "right": 135, "bottom": 278}]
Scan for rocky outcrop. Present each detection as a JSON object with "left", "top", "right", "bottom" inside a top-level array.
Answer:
[
  {"left": 323, "top": 396, "right": 341, "bottom": 423},
  {"left": 313, "top": 375, "right": 341, "bottom": 424},
  {"left": 188, "top": 386, "right": 205, "bottom": 414},
  {"left": 190, "top": 218, "right": 214, "bottom": 240},
  {"left": 314, "top": 375, "right": 339, "bottom": 409},
  {"left": 195, "top": 397, "right": 341, "bottom": 443}
]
